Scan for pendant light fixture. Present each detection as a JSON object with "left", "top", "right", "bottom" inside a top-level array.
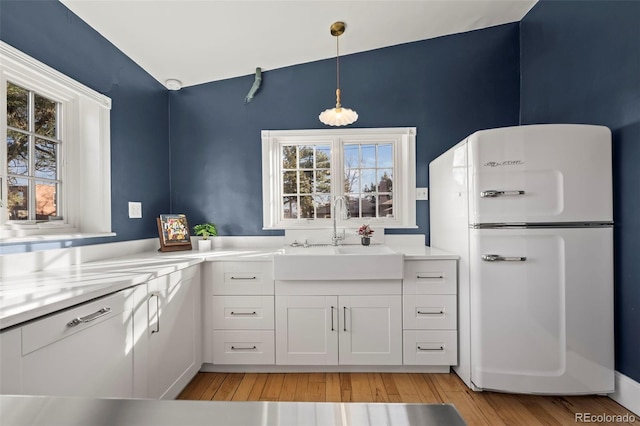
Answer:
[{"left": 319, "top": 21, "right": 358, "bottom": 126}]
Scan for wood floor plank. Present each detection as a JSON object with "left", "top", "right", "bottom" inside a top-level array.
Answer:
[
  {"left": 246, "top": 373, "right": 269, "bottom": 401},
  {"left": 366, "top": 373, "right": 390, "bottom": 403},
  {"left": 326, "top": 373, "right": 341, "bottom": 402},
  {"left": 231, "top": 373, "right": 258, "bottom": 401},
  {"left": 178, "top": 372, "right": 637, "bottom": 425},
  {"left": 393, "top": 373, "right": 422, "bottom": 403},
  {"left": 408, "top": 373, "right": 441, "bottom": 403},
  {"left": 380, "top": 373, "right": 402, "bottom": 402},
  {"left": 200, "top": 373, "right": 228, "bottom": 401},
  {"left": 294, "top": 373, "right": 310, "bottom": 402},
  {"left": 177, "top": 373, "right": 216, "bottom": 400},
  {"left": 260, "top": 373, "right": 285, "bottom": 401},
  {"left": 212, "top": 373, "right": 244, "bottom": 401},
  {"left": 279, "top": 373, "right": 299, "bottom": 401},
  {"left": 339, "top": 373, "right": 353, "bottom": 402},
  {"left": 484, "top": 392, "right": 546, "bottom": 426},
  {"left": 350, "top": 373, "right": 374, "bottom": 402}
]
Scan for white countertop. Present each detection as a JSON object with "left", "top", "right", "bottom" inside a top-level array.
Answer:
[{"left": 0, "top": 245, "right": 456, "bottom": 330}]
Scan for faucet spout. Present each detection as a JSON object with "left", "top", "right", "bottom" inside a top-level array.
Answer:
[{"left": 332, "top": 196, "right": 347, "bottom": 246}]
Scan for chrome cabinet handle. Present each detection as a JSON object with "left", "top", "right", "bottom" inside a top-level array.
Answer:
[
  {"left": 231, "top": 346, "right": 257, "bottom": 351},
  {"left": 480, "top": 190, "right": 525, "bottom": 198},
  {"left": 343, "top": 307, "right": 347, "bottom": 332},
  {"left": 331, "top": 306, "right": 335, "bottom": 331},
  {"left": 482, "top": 254, "right": 527, "bottom": 262},
  {"left": 416, "top": 275, "right": 444, "bottom": 279},
  {"left": 417, "top": 310, "right": 444, "bottom": 315},
  {"left": 230, "top": 276, "right": 257, "bottom": 280},
  {"left": 147, "top": 292, "right": 160, "bottom": 334},
  {"left": 67, "top": 307, "right": 111, "bottom": 327},
  {"left": 230, "top": 311, "right": 257, "bottom": 316},
  {"left": 417, "top": 346, "right": 444, "bottom": 351}
]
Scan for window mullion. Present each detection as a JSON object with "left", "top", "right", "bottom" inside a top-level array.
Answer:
[{"left": 28, "top": 90, "right": 36, "bottom": 221}]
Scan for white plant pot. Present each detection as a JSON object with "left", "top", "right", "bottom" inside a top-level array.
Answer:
[{"left": 198, "top": 239, "right": 212, "bottom": 252}]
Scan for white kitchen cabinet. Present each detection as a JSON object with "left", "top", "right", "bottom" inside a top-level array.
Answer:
[
  {"left": 19, "top": 289, "right": 135, "bottom": 398},
  {"left": 275, "top": 294, "right": 402, "bottom": 365},
  {"left": 205, "top": 261, "right": 275, "bottom": 365},
  {"left": 0, "top": 328, "right": 22, "bottom": 394},
  {"left": 138, "top": 265, "right": 202, "bottom": 399},
  {"left": 402, "top": 260, "right": 458, "bottom": 366}
]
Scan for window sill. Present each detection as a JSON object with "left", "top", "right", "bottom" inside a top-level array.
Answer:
[{"left": 0, "top": 232, "right": 116, "bottom": 245}]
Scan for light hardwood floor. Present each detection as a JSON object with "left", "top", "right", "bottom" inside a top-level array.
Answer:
[{"left": 178, "top": 372, "right": 638, "bottom": 425}]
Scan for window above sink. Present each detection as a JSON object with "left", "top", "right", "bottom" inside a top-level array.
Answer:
[{"left": 261, "top": 128, "right": 417, "bottom": 231}]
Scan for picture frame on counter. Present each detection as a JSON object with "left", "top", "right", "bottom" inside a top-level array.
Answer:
[{"left": 156, "top": 214, "right": 192, "bottom": 252}]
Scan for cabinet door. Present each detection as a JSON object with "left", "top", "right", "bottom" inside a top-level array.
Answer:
[
  {"left": 338, "top": 295, "right": 402, "bottom": 365},
  {"left": 20, "top": 290, "right": 134, "bottom": 397},
  {"left": 275, "top": 295, "right": 338, "bottom": 365},
  {"left": 147, "top": 266, "right": 202, "bottom": 399}
]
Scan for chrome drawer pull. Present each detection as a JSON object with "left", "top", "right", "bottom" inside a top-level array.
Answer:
[
  {"left": 480, "top": 190, "right": 525, "bottom": 198},
  {"left": 417, "top": 346, "right": 444, "bottom": 351},
  {"left": 67, "top": 307, "right": 112, "bottom": 327},
  {"left": 230, "top": 311, "right": 257, "bottom": 316},
  {"left": 417, "top": 275, "right": 444, "bottom": 279},
  {"left": 231, "top": 346, "right": 257, "bottom": 351},
  {"left": 417, "top": 310, "right": 444, "bottom": 315},
  {"left": 482, "top": 254, "right": 527, "bottom": 262},
  {"left": 230, "top": 276, "right": 257, "bottom": 280}
]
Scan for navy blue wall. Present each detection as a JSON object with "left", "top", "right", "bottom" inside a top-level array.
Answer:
[
  {"left": 169, "top": 24, "right": 521, "bottom": 239},
  {"left": 520, "top": 1, "right": 640, "bottom": 382},
  {"left": 0, "top": 0, "right": 170, "bottom": 253}
]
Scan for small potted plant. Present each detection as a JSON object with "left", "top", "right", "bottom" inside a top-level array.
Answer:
[
  {"left": 358, "top": 224, "right": 374, "bottom": 246},
  {"left": 193, "top": 222, "right": 217, "bottom": 251}
]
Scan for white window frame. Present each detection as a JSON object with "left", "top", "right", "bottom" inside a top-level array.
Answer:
[
  {"left": 262, "top": 127, "right": 417, "bottom": 230},
  {"left": 1, "top": 41, "right": 113, "bottom": 242}
]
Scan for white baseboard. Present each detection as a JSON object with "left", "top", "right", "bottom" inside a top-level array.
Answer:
[{"left": 609, "top": 371, "right": 640, "bottom": 416}]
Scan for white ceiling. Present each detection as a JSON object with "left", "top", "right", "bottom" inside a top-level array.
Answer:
[{"left": 60, "top": 0, "right": 537, "bottom": 89}]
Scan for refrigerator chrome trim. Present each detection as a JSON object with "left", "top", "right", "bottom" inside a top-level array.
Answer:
[{"left": 470, "top": 222, "right": 614, "bottom": 229}]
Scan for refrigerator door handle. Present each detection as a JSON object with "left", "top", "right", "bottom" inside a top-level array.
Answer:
[
  {"left": 480, "top": 190, "right": 526, "bottom": 198},
  {"left": 482, "top": 254, "right": 527, "bottom": 262}
]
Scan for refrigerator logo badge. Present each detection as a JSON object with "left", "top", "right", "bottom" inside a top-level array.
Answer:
[{"left": 484, "top": 160, "right": 524, "bottom": 167}]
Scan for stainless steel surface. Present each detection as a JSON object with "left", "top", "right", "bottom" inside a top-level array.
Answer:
[
  {"left": 479, "top": 189, "right": 525, "bottom": 198},
  {"left": 481, "top": 254, "right": 527, "bottom": 262},
  {"left": 66, "top": 307, "right": 111, "bottom": 327},
  {"left": 0, "top": 396, "right": 467, "bottom": 426}
]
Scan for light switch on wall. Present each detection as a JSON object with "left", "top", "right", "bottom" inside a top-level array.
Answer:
[
  {"left": 416, "top": 187, "right": 428, "bottom": 200},
  {"left": 128, "top": 202, "right": 142, "bottom": 218}
]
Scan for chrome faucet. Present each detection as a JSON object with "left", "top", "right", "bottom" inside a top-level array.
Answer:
[{"left": 331, "top": 196, "right": 348, "bottom": 246}]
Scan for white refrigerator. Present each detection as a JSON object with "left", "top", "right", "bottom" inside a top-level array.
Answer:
[{"left": 429, "top": 124, "right": 615, "bottom": 394}]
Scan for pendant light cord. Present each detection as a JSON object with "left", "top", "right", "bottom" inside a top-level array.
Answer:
[{"left": 335, "top": 34, "right": 341, "bottom": 108}]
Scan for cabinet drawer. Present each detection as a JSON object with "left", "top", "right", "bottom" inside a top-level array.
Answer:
[
  {"left": 403, "top": 330, "right": 457, "bottom": 365},
  {"left": 22, "top": 290, "right": 130, "bottom": 355},
  {"left": 403, "top": 295, "right": 457, "bottom": 330},
  {"left": 209, "top": 261, "right": 274, "bottom": 295},
  {"left": 212, "top": 330, "right": 275, "bottom": 364},
  {"left": 212, "top": 296, "right": 274, "bottom": 329},
  {"left": 403, "top": 260, "right": 457, "bottom": 295}
]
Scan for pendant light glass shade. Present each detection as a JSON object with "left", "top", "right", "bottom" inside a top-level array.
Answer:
[
  {"left": 319, "top": 22, "right": 358, "bottom": 126},
  {"left": 319, "top": 89, "right": 358, "bottom": 126}
]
